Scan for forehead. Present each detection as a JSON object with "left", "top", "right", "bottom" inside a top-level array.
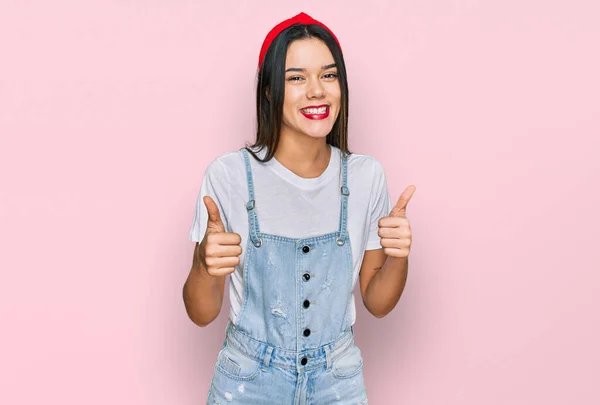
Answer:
[{"left": 285, "top": 38, "right": 335, "bottom": 69}]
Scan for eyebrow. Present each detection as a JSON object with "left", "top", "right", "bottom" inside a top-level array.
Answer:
[{"left": 285, "top": 63, "right": 337, "bottom": 73}]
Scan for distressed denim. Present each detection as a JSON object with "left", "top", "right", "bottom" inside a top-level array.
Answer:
[{"left": 206, "top": 148, "right": 368, "bottom": 405}]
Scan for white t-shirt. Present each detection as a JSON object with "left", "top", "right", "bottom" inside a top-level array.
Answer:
[{"left": 189, "top": 145, "right": 393, "bottom": 326}]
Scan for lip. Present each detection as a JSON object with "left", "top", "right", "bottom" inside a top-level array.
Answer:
[{"left": 300, "top": 104, "right": 330, "bottom": 120}]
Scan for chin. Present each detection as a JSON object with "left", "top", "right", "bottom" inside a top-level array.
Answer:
[
  {"left": 283, "top": 118, "right": 336, "bottom": 140},
  {"left": 300, "top": 123, "right": 335, "bottom": 139},
  {"left": 301, "top": 131, "right": 332, "bottom": 140}
]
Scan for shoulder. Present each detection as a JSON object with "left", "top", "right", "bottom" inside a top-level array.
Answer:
[
  {"left": 204, "top": 148, "right": 246, "bottom": 175},
  {"left": 212, "top": 146, "right": 269, "bottom": 167},
  {"left": 213, "top": 148, "right": 244, "bottom": 165},
  {"left": 347, "top": 151, "right": 386, "bottom": 179}
]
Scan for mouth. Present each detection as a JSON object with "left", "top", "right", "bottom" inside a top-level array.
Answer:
[{"left": 300, "top": 105, "right": 330, "bottom": 120}]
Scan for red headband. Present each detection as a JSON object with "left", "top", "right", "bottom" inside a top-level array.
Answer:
[{"left": 258, "top": 12, "right": 342, "bottom": 69}]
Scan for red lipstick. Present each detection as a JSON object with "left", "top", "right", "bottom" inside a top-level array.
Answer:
[{"left": 300, "top": 104, "right": 330, "bottom": 120}]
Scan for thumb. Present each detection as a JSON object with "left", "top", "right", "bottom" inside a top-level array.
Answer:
[
  {"left": 203, "top": 196, "right": 225, "bottom": 230},
  {"left": 389, "top": 185, "right": 416, "bottom": 217}
]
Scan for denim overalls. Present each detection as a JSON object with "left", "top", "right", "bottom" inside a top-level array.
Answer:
[{"left": 207, "top": 148, "right": 368, "bottom": 405}]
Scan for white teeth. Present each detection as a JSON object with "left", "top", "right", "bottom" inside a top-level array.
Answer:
[{"left": 302, "top": 106, "right": 328, "bottom": 114}]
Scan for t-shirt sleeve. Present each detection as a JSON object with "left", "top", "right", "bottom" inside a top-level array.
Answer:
[
  {"left": 189, "top": 159, "right": 231, "bottom": 243},
  {"left": 365, "top": 159, "right": 393, "bottom": 250}
]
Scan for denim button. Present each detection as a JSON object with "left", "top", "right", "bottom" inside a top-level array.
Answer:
[
  {"left": 303, "top": 328, "right": 311, "bottom": 337},
  {"left": 303, "top": 300, "right": 310, "bottom": 309},
  {"left": 301, "top": 357, "right": 308, "bottom": 365},
  {"left": 302, "top": 245, "right": 310, "bottom": 253},
  {"left": 302, "top": 273, "right": 310, "bottom": 281}
]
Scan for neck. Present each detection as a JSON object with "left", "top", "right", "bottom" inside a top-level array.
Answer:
[{"left": 273, "top": 132, "right": 332, "bottom": 179}]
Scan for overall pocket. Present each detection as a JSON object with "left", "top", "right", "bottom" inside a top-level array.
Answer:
[
  {"left": 215, "top": 341, "right": 262, "bottom": 381},
  {"left": 331, "top": 341, "right": 364, "bottom": 379}
]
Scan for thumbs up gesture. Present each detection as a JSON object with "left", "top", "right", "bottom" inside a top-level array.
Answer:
[
  {"left": 378, "top": 185, "right": 416, "bottom": 258},
  {"left": 198, "top": 196, "right": 243, "bottom": 277}
]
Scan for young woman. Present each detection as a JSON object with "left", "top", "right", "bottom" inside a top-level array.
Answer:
[{"left": 184, "top": 12, "right": 415, "bottom": 405}]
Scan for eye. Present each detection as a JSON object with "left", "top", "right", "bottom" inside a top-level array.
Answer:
[
  {"left": 323, "top": 73, "right": 338, "bottom": 79},
  {"left": 287, "top": 76, "right": 304, "bottom": 82}
]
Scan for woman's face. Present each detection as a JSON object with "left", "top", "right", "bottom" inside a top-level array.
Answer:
[{"left": 281, "top": 38, "right": 341, "bottom": 141}]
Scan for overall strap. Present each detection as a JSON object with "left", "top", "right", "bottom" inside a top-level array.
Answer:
[
  {"left": 337, "top": 152, "right": 350, "bottom": 246},
  {"left": 241, "top": 148, "right": 262, "bottom": 247}
]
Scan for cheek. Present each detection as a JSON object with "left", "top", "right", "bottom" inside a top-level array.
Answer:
[
  {"left": 329, "top": 87, "right": 342, "bottom": 117},
  {"left": 328, "top": 83, "right": 342, "bottom": 103},
  {"left": 281, "top": 109, "right": 299, "bottom": 129},
  {"left": 282, "top": 89, "right": 301, "bottom": 116},
  {"left": 282, "top": 101, "right": 297, "bottom": 124}
]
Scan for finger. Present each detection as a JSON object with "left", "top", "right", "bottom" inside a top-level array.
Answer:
[
  {"left": 206, "top": 232, "right": 242, "bottom": 246},
  {"left": 377, "top": 226, "right": 410, "bottom": 239},
  {"left": 380, "top": 237, "right": 410, "bottom": 249},
  {"left": 378, "top": 216, "right": 410, "bottom": 229},
  {"left": 205, "top": 256, "right": 241, "bottom": 269},
  {"left": 384, "top": 247, "right": 409, "bottom": 258},
  {"left": 390, "top": 185, "right": 416, "bottom": 217},
  {"left": 208, "top": 267, "right": 236, "bottom": 277},
  {"left": 205, "top": 244, "right": 243, "bottom": 258},
  {"left": 203, "top": 196, "right": 223, "bottom": 224}
]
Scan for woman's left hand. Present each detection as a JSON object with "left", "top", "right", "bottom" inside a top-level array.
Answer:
[{"left": 378, "top": 185, "right": 416, "bottom": 258}]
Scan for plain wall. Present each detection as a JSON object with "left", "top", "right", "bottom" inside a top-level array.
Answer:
[{"left": 1, "top": 1, "right": 599, "bottom": 404}]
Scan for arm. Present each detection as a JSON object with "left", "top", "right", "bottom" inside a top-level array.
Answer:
[
  {"left": 183, "top": 241, "right": 227, "bottom": 327},
  {"left": 360, "top": 178, "right": 416, "bottom": 318},
  {"left": 359, "top": 249, "right": 408, "bottom": 318},
  {"left": 184, "top": 160, "right": 237, "bottom": 327}
]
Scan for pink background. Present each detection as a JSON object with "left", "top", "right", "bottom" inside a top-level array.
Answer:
[{"left": 1, "top": 1, "right": 599, "bottom": 404}]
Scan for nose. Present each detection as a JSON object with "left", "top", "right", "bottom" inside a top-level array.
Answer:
[{"left": 306, "top": 78, "right": 326, "bottom": 99}]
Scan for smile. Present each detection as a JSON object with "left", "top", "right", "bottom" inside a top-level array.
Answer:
[{"left": 300, "top": 105, "right": 330, "bottom": 120}]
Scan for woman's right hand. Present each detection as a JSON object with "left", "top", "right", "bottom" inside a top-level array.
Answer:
[{"left": 197, "top": 196, "right": 242, "bottom": 277}]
